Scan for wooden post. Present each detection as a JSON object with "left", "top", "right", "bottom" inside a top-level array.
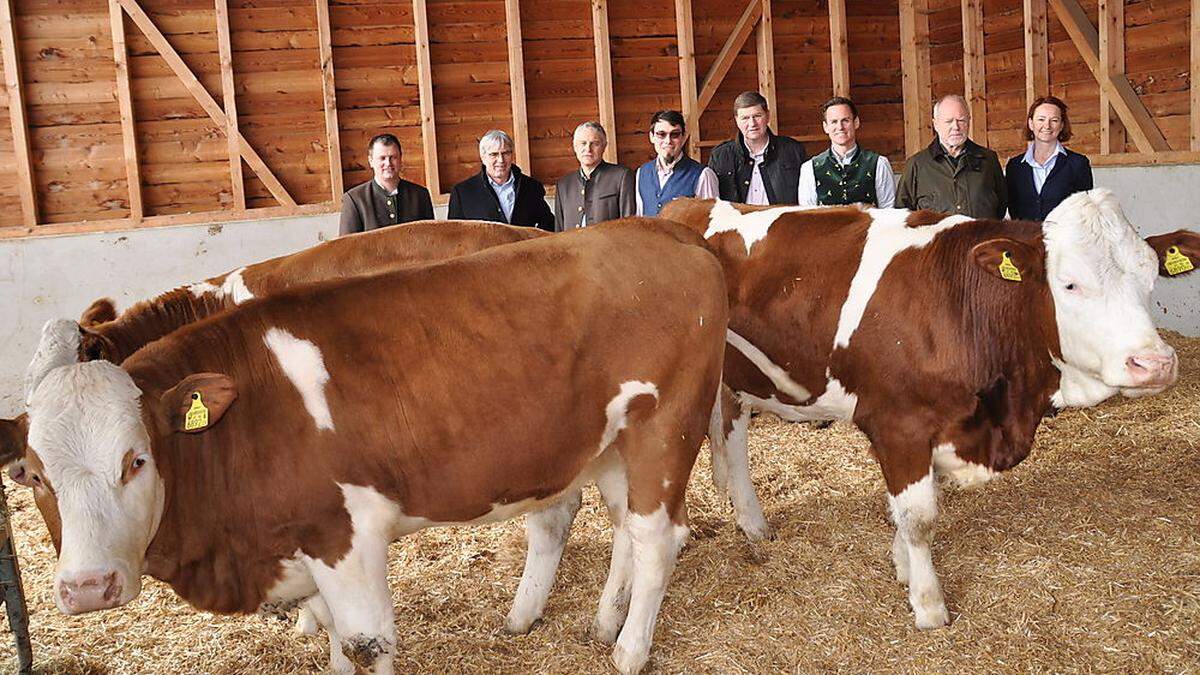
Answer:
[
  {"left": 411, "top": 0, "right": 440, "bottom": 196},
  {"left": 116, "top": 0, "right": 296, "bottom": 206},
  {"left": 0, "top": 0, "right": 37, "bottom": 228},
  {"left": 828, "top": 0, "right": 850, "bottom": 97},
  {"left": 592, "top": 0, "right": 618, "bottom": 163},
  {"left": 697, "top": 0, "right": 763, "bottom": 113},
  {"left": 899, "top": 0, "right": 932, "bottom": 157},
  {"left": 961, "top": 0, "right": 988, "bottom": 146},
  {"left": 109, "top": 0, "right": 143, "bottom": 221},
  {"left": 757, "top": 0, "right": 777, "bottom": 119},
  {"left": 504, "top": 0, "right": 531, "bottom": 172},
  {"left": 315, "top": 0, "right": 343, "bottom": 201},
  {"left": 1098, "top": 0, "right": 1125, "bottom": 155},
  {"left": 214, "top": 0, "right": 245, "bottom": 209},
  {"left": 1192, "top": 0, "right": 1199, "bottom": 150},
  {"left": 1024, "top": 0, "right": 1048, "bottom": 108},
  {"left": 674, "top": 0, "right": 701, "bottom": 160}
]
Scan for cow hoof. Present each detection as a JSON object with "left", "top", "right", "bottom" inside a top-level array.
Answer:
[
  {"left": 610, "top": 643, "right": 649, "bottom": 675},
  {"left": 502, "top": 613, "right": 541, "bottom": 635},
  {"left": 913, "top": 603, "right": 949, "bottom": 630},
  {"left": 590, "top": 616, "right": 623, "bottom": 646},
  {"left": 295, "top": 606, "right": 319, "bottom": 636},
  {"left": 737, "top": 520, "right": 774, "bottom": 543}
]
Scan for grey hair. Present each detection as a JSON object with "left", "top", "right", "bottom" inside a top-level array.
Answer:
[
  {"left": 573, "top": 121, "right": 607, "bottom": 142},
  {"left": 479, "top": 129, "right": 514, "bottom": 154},
  {"left": 932, "top": 94, "right": 969, "bottom": 119}
]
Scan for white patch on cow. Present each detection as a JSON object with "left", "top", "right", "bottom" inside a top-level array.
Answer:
[
  {"left": 505, "top": 490, "right": 582, "bottom": 634},
  {"left": 931, "top": 442, "right": 998, "bottom": 488},
  {"left": 222, "top": 267, "right": 255, "bottom": 304},
  {"left": 263, "top": 328, "right": 334, "bottom": 431},
  {"left": 721, "top": 407, "right": 771, "bottom": 540},
  {"left": 834, "top": 211, "right": 971, "bottom": 349},
  {"left": 598, "top": 381, "right": 659, "bottom": 456},
  {"left": 188, "top": 280, "right": 221, "bottom": 299},
  {"left": 24, "top": 319, "right": 83, "bottom": 406},
  {"left": 887, "top": 470, "right": 947, "bottom": 629},
  {"left": 702, "top": 201, "right": 812, "bottom": 255},
  {"left": 737, "top": 373, "right": 857, "bottom": 422},
  {"left": 726, "top": 329, "right": 810, "bottom": 402},
  {"left": 612, "top": 504, "right": 690, "bottom": 674},
  {"left": 262, "top": 552, "right": 318, "bottom": 603}
]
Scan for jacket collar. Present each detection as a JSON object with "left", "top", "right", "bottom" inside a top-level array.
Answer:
[
  {"left": 928, "top": 137, "right": 984, "bottom": 161},
  {"left": 734, "top": 131, "right": 777, "bottom": 161}
]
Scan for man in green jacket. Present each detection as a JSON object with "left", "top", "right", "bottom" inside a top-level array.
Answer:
[{"left": 897, "top": 94, "right": 1007, "bottom": 219}]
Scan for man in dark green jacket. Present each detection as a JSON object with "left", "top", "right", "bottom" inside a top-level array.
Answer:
[{"left": 897, "top": 94, "right": 1007, "bottom": 219}]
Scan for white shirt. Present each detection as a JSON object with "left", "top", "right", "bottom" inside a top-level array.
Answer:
[
  {"left": 1022, "top": 142, "right": 1066, "bottom": 194},
  {"left": 797, "top": 145, "right": 896, "bottom": 208},
  {"left": 488, "top": 172, "right": 517, "bottom": 222},
  {"left": 635, "top": 155, "right": 719, "bottom": 215},
  {"left": 744, "top": 140, "right": 769, "bottom": 205}
]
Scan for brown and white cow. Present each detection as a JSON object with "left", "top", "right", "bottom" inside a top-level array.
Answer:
[
  {"left": 660, "top": 190, "right": 1197, "bottom": 629},
  {"left": 20, "top": 218, "right": 727, "bottom": 675}
]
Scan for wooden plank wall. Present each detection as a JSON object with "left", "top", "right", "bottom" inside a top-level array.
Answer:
[{"left": 0, "top": 0, "right": 1196, "bottom": 235}]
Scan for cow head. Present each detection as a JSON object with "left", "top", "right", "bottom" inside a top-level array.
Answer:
[
  {"left": 974, "top": 190, "right": 1185, "bottom": 407},
  {"left": 24, "top": 319, "right": 236, "bottom": 615}
]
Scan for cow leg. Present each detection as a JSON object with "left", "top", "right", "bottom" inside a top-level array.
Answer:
[
  {"left": 707, "top": 383, "right": 733, "bottom": 493},
  {"left": 722, "top": 402, "right": 772, "bottom": 541},
  {"left": 305, "top": 594, "right": 353, "bottom": 675},
  {"left": 592, "top": 451, "right": 634, "bottom": 645},
  {"left": 886, "top": 467, "right": 948, "bottom": 629},
  {"left": 296, "top": 601, "right": 319, "bottom": 635},
  {"left": 307, "top": 544, "right": 396, "bottom": 674},
  {"left": 504, "top": 488, "right": 583, "bottom": 634}
]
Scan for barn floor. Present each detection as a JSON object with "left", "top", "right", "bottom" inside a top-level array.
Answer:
[{"left": 2, "top": 334, "right": 1198, "bottom": 674}]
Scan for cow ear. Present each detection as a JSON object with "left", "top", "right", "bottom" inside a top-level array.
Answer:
[
  {"left": 160, "top": 374, "right": 238, "bottom": 434},
  {"left": 971, "top": 238, "right": 1042, "bottom": 283},
  {"left": 1144, "top": 230, "right": 1199, "bottom": 277},
  {"left": 0, "top": 415, "right": 29, "bottom": 467},
  {"left": 79, "top": 298, "right": 117, "bottom": 327}
]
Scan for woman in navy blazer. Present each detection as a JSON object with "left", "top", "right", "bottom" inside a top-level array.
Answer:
[{"left": 1005, "top": 96, "right": 1093, "bottom": 221}]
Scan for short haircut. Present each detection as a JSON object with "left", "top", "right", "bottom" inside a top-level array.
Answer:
[
  {"left": 367, "top": 133, "right": 401, "bottom": 155},
  {"left": 574, "top": 121, "right": 608, "bottom": 142},
  {"left": 820, "top": 96, "right": 859, "bottom": 121},
  {"left": 1024, "top": 95, "right": 1073, "bottom": 143},
  {"left": 479, "top": 129, "right": 514, "bottom": 154},
  {"left": 733, "top": 91, "right": 769, "bottom": 115},
  {"left": 932, "top": 94, "right": 969, "bottom": 119},
  {"left": 649, "top": 109, "right": 686, "bottom": 131}
]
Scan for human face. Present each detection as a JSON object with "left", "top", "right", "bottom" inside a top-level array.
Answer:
[
  {"left": 735, "top": 105, "right": 770, "bottom": 146},
  {"left": 933, "top": 98, "right": 970, "bottom": 152},
  {"left": 649, "top": 121, "right": 686, "bottom": 164},
  {"left": 574, "top": 127, "right": 606, "bottom": 172},
  {"left": 481, "top": 141, "right": 514, "bottom": 184},
  {"left": 822, "top": 104, "right": 860, "bottom": 150},
  {"left": 1029, "top": 102, "right": 1064, "bottom": 145},
  {"left": 369, "top": 142, "right": 401, "bottom": 185}
]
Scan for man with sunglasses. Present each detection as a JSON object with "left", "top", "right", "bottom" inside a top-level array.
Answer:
[{"left": 635, "top": 110, "right": 718, "bottom": 216}]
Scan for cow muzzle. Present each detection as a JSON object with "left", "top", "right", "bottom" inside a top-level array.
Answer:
[
  {"left": 1122, "top": 351, "right": 1178, "bottom": 392},
  {"left": 55, "top": 569, "right": 126, "bottom": 614}
]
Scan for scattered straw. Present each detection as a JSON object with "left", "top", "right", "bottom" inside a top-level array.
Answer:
[{"left": 2, "top": 334, "right": 1198, "bottom": 673}]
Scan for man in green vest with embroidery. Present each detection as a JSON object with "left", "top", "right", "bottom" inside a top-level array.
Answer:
[{"left": 798, "top": 97, "right": 896, "bottom": 208}]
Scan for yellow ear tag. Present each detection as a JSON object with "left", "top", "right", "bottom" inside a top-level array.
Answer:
[
  {"left": 998, "top": 251, "right": 1022, "bottom": 282},
  {"left": 1164, "top": 246, "right": 1194, "bottom": 276},
  {"left": 184, "top": 392, "right": 209, "bottom": 431}
]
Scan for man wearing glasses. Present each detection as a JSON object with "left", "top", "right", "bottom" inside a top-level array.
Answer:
[{"left": 635, "top": 110, "right": 718, "bottom": 216}]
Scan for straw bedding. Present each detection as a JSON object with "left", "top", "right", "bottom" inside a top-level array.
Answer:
[{"left": 2, "top": 334, "right": 1197, "bottom": 673}]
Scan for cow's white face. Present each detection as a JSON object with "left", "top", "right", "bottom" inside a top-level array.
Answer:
[
  {"left": 27, "top": 360, "right": 164, "bottom": 615},
  {"left": 1043, "top": 190, "right": 1177, "bottom": 407}
]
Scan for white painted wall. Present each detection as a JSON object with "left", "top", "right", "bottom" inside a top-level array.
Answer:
[{"left": 1, "top": 168, "right": 1197, "bottom": 418}]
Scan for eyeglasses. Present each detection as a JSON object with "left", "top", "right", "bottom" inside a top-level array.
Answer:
[{"left": 652, "top": 130, "right": 684, "bottom": 140}]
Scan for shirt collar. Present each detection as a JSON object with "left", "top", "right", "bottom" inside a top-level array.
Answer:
[
  {"left": 1022, "top": 142, "right": 1066, "bottom": 167},
  {"left": 580, "top": 162, "right": 604, "bottom": 180},
  {"left": 488, "top": 171, "right": 516, "bottom": 189},
  {"left": 830, "top": 145, "right": 859, "bottom": 164},
  {"left": 656, "top": 154, "right": 683, "bottom": 173},
  {"left": 372, "top": 178, "right": 400, "bottom": 195}
]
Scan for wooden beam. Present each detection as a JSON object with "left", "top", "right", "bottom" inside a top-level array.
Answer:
[
  {"left": 899, "top": 0, "right": 932, "bottom": 157},
  {"left": 314, "top": 0, "right": 342, "bottom": 201},
  {"left": 0, "top": 203, "right": 339, "bottom": 240},
  {"left": 1098, "top": 0, "right": 1124, "bottom": 155},
  {"left": 674, "top": 0, "right": 700, "bottom": 160},
  {"left": 115, "top": 0, "right": 296, "bottom": 207},
  {"left": 756, "top": 0, "right": 777, "bottom": 119},
  {"left": 961, "top": 0, "right": 988, "bottom": 146},
  {"left": 696, "top": 0, "right": 762, "bottom": 113},
  {"left": 411, "top": 0, "right": 440, "bottom": 195},
  {"left": 214, "top": 0, "right": 244, "bottom": 209},
  {"left": 109, "top": 0, "right": 143, "bottom": 221},
  {"left": 504, "top": 0, "right": 531, "bottom": 172},
  {"left": 828, "top": 0, "right": 849, "bottom": 97},
  {"left": 591, "top": 0, "right": 618, "bottom": 163},
  {"left": 0, "top": 0, "right": 37, "bottom": 227},
  {"left": 1192, "top": 0, "right": 1199, "bottom": 150},
  {"left": 1048, "top": 0, "right": 1170, "bottom": 152},
  {"left": 1024, "top": 0, "right": 1048, "bottom": 109}
]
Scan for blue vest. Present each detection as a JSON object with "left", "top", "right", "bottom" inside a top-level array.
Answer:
[{"left": 638, "top": 157, "right": 704, "bottom": 216}]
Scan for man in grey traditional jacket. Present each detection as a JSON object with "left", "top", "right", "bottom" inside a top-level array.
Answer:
[
  {"left": 554, "top": 122, "right": 636, "bottom": 232},
  {"left": 339, "top": 133, "right": 434, "bottom": 236}
]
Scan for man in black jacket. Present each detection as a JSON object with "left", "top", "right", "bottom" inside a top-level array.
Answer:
[
  {"left": 708, "top": 91, "right": 807, "bottom": 205},
  {"left": 339, "top": 133, "right": 434, "bottom": 236},
  {"left": 448, "top": 129, "right": 555, "bottom": 231}
]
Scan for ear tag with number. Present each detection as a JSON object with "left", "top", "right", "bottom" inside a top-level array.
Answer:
[
  {"left": 998, "top": 251, "right": 1022, "bottom": 282},
  {"left": 1164, "top": 246, "right": 1194, "bottom": 276},
  {"left": 184, "top": 392, "right": 209, "bottom": 431}
]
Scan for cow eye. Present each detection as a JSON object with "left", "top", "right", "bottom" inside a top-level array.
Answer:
[
  {"left": 31, "top": 473, "right": 42, "bottom": 485},
  {"left": 132, "top": 456, "right": 147, "bottom": 470},
  {"left": 1065, "top": 282, "right": 1077, "bottom": 291}
]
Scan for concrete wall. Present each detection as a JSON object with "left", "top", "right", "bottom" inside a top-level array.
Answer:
[{"left": 2, "top": 167, "right": 1198, "bottom": 417}]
